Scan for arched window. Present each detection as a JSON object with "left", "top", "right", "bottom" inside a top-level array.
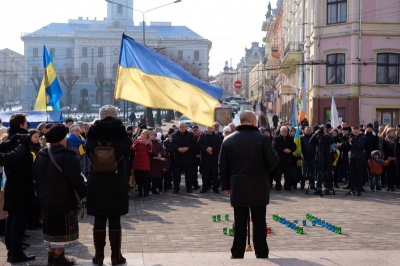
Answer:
[
  {"left": 81, "top": 62, "right": 88, "bottom": 78},
  {"left": 112, "top": 63, "right": 118, "bottom": 79},
  {"left": 97, "top": 63, "right": 105, "bottom": 79}
]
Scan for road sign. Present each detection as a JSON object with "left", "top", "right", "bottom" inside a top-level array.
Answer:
[{"left": 234, "top": 80, "right": 242, "bottom": 89}]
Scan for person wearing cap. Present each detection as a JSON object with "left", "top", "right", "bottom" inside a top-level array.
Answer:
[
  {"left": 85, "top": 105, "right": 132, "bottom": 265},
  {"left": 67, "top": 124, "right": 87, "bottom": 175},
  {"left": 32, "top": 124, "right": 86, "bottom": 265},
  {"left": 198, "top": 126, "right": 222, "bottom": 193}
]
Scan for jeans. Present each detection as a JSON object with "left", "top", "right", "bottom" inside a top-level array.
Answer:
[{"left": 369, "top": 174, "right": 381, "bottom": 191}]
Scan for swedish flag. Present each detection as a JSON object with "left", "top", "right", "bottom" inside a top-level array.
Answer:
[{"left": 34, "top": 46, "right": 62, "bottom": 110}]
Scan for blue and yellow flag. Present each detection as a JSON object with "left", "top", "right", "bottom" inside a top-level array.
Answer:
[
  {"left": 34, "top": 46, "right": 62, "bottom": 111},
  {"left": 114, "top": 34, "right": 223, "bottom": 126},
  {"left": 293, "top": 125, "right": 302, "bottom": 158},
  {"left": 330, "top": 143, "right": 340, "bottom": 167}
]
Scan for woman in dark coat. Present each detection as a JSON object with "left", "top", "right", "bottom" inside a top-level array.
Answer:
[
  {"left": 132, "top": 130, "right": 152, "bottom": 197},
  {"left": 148, "top": 131, "right": 165, "bottom": 194},
  {"left": 382, "top": 127, "right": 397, "bottom": 191},
  {"left": 32, "top": 124, "right": 86, "bottom": 265},
  {"left": 86, "top": 105, "right": 131, "bottom": 266}
]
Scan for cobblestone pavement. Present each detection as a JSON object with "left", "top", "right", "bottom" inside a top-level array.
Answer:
[{"left": 0, "top": 180, "right": 399, "bottom": 265}]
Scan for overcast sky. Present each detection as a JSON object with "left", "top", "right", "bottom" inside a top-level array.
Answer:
[{"left": 0, "top": 0, "right": 273, "bottom": 76}]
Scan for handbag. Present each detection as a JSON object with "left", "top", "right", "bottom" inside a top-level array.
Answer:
[{"left": 48, "top": 147, "right": 86, "bottom": 219}]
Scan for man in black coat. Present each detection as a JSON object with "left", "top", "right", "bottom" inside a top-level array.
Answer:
[
  {"left": 364, "top": 123, "right": 378, "bottom": 183},
  {"left": 300, "top": 126, "right": 316, "bottom": 190},
  {"left": 346, "top": 126, "right": 366, "bottom": 196},
  {"left": 309, "top": 128, "right": 335, "bottom": 195},
  {"left": 171, "top": 122, "right": 196, "bottom": 193},
  {"left": 219, "top": 110, "right": 279, "bottom": 259},
  {"left": 198, "top": 126, "right": 222, "bottom": 193},
  {"left": 273, "top": 126, "right": 296, "bottom": 191},
  {"left": 3, "top": 114, "right": 36, "bottom": 263}
]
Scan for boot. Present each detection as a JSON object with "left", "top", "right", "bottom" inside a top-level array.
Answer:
[
  {"left": 48, "top": 250, "right": 55, "bottom": 266},
  {"left": 92, "top": 230, "right": 106, "bottom": 265},
  {"left": 52, "top": 251, "right": 75, "bottom": 265},
  {"left": 109, "top": 229, "right": 126, "bottom": 265}
]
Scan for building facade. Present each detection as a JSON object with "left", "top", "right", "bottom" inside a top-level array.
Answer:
[{"left": 21, "top": 0, "right": 212, "bottom": 111}]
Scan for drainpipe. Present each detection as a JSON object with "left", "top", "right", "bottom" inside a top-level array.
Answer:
[{"left": 358, "top": 0, "right": 362, "bottom": 125}]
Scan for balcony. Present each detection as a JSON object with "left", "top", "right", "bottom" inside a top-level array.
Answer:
[{"left": 280, "top": 42, "right": 303, "bottom": 75}]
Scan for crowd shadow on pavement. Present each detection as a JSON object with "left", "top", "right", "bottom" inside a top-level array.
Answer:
[{"left": 268, "top": 258, "right": 324, "bottom": 266}]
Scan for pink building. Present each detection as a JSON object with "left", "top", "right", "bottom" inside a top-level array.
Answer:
[{"left": 310, "top": 0, "right": 400, "bottom": 126}]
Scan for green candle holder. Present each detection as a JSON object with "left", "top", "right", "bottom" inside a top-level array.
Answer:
[
  {"left": 223, "top": 227, "right": 227, "bottom": 234},
  {"left": 212, "top": 215, "right": 216, "bottom": 222},
  {"left": 225, "top": 214, "right": 229, "bottom": 220}
]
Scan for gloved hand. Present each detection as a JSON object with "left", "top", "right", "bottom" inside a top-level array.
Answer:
[{"left": 19, "top": 135, "right": 32, "bottom": 149}]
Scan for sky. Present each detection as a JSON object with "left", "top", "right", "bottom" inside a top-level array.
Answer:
[{"left": 0, "top": 0, "right": 274, "bottom": 76}]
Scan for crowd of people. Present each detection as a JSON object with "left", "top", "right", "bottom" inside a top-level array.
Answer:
[{"left": 0, "top": 105, "right": 399, "bottom": 264}]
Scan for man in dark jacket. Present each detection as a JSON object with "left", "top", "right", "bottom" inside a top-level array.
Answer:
[
  {"left": 364, "top": 123, "right": 378, "bottom": 183},
  {"left": 300, "top": 126, "right": 315, "bottom": 190},
  {"left": 3, "top": 114, "right": 36, "bottom": 263},
  {"left": 309, "top": 128, "right": 335, "bottom": 195},
  {"left": 346, "top": 126, "right": 366, "bottom": 196},
  {"left": 171, "top": 122, "right": 196, "bottom": 193},
  {"left": 219, "top": 110, "right": 279, "bottom": 259},
  {"left": 198, "top": 126, "right": 222, "bottom": 193},
  {"left": 273, "top": 126, "right": 296, "bottom": 191}
]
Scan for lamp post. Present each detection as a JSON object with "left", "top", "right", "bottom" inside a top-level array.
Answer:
[{"left": 105, "top": 0, "right": 182, "bottom": 126}]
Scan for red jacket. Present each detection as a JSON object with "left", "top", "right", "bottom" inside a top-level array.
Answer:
[
  {"left": 132, "top": 140, "right": 152, "bottom": 171},
  {"left": 367, "top": 159, "right": 390, "bottom": 175}
]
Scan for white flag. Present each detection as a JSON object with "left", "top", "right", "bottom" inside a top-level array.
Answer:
[{"left": 331, "top": 94, "right": 339, "bottom": 129}]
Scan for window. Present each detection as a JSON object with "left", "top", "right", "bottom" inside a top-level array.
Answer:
[
  {"left": 98, "top": 47, "right": 103, "bottom": 58},
  {"left": 377, "top": 53, "right": 399, "bottom": 84},
  {"left": 194, "top": 51, "right": 199, "bottom": 61},
  {"left": 117, "top": 4, "right": 123, "bottom": 14},
  {"left": 50, "top": 48, "right": 55, "bottom": 58},
  {"left": 33, "top": 48, "right": 38, "bottom": 58},
  {"left": 66, "top": 48, "right": 73, "bottom": 59},
  {"left": 326, "top": 53, "right": 345, "bottom": 84},
  {"left": 178, "top": 50, "right": 183, "bottom": 60},
  {"left": 325, "top": 108, "right": 345, "bottom": 124},
  {"left": 32, "top": 67, "right": 39, "bottom": 77},
  {"left": 97, "top": 63, "right": 104, "bottom": 79},
  {"left": 82, "top": 47, "right": 88, "bottom": 58},
  {"left": 327, "top": 0, "right": 347, "bottom": 24},
  {"left": 81, "top": 62, "right": 88, "bottom": 78}
]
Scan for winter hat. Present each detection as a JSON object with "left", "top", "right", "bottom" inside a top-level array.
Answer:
[
  {"left": 223, "top": 126, "right": 231, "bottom": 133},
  {"left": 69, "top": 124, "right": 80, "bottom": 133},
  {"left": 99, "top": 105, "right": 118, "bottom": 120},
  {"left": 149, "top": 131, "right": 157, "bottom": 136},
  {"left": 367, "top": 123, "right": 373, "bottom": 129},
  {"left": 76, "top": 121, "right": 85, "bottom": 127},
  {"left": 371, "top": 150, "right": 381, "bottom": 158},
  {"left": 45, "top": 124, "right": 67, "bottom": 143}
]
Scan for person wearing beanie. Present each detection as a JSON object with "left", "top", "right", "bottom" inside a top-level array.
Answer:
[
  {"left": 367, "top": 150, "right": 391, "bottom": 191},
  {"left": 33, "top": 124, "right": 86, "bottom": 265},
  {"left": 99, "top": 105, "right": 118, "bottom": 120},
  {"left": 64, "top": 118, "right": 74, "bottom": 129},
  {"left": 66, "top": 124, "right": 87, "bottom": 174},
  {"left": 85, "top": 108, "right": 131, "bottom": 265}
]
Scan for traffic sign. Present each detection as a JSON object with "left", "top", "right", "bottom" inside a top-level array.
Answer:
[{"left": 234, "top": 80, "right": 242, "bottom": 89}]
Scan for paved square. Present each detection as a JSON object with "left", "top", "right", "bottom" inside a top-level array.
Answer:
[{"left": 0, "top": 185, "right": 399, "bottom": 265}]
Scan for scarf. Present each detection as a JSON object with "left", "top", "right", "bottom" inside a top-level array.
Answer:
[
  {"left": 137, "top": 135, "right": 151, "bottom": 145},
  {"left": 67, "top": 133, "right": 86, "bottom": 156},
  {"left": 385, "top": 135, "right": 396, "bottom": 144},
  {"left": 373, "top": 158, "right": 383, "bottom": 165}
]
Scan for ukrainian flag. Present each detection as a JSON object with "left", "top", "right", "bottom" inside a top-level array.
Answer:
[
  {"left": 114, "top": 34, "right": 223, "bottom": 126},
  {"left": 34, "top": 46, "right": 62, "bottom": 111},
  {"left": 293, "top": 126, "right": 302, "bottom": 158}
]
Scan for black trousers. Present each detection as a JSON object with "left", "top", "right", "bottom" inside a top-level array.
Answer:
[
  {"left": 232, "top": 206, "right": 268, "bottom": 258},
  {"left": 173, "top": 164, "right": 192, "bottom": 191},
  {"left": 94, "top": 215, "right": 121, "bottom": 230},
  {"left": 274, "top": 164, "right": 295, "bottom": 190},
  {"left": 5, "top": 210, "right": 28, "bottom": 257},
  {"left": 201, "top": 163, "right": 218, "bottom": 191},
  {"left": 135, "top": 170, "right": 150, "bottom": 195},
  {"left": 350, "top": 158, "right": 363, "bottom": 192}
]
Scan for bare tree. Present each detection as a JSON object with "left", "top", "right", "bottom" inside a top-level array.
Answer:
[
  {"left": 95, "top": 76, "right": 106, "bottom": 106},
  {"left": 59, "top": 74, "right": 79, "bottom": 107}
]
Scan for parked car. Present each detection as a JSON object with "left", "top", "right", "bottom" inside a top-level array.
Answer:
[
  {"left": 61, "top": 106, "right": 70, "bottom": 111},
  {"left": 228, "top": 101, "right": 240, "bottom": 113},
  {"left": 179, "top": 115, "right": 195, "bottom": 127}
]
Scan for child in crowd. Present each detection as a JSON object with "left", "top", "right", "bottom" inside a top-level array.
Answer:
[{"left": 367, "top": 150, "right": 391, "bottom": 191}]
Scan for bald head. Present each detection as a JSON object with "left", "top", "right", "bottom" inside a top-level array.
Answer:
[{"left": 240, "top": 110, "right": 257, "bottom": 126}]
